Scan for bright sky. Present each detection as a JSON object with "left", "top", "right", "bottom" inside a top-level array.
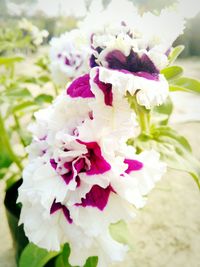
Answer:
[
  {"left": 7, "top": 0, "right": 88, "bottom": 17},
  {"left": 35, "top": 0, "right": 87, "bottom": 17},
  {"left": 175, "top": 0, "right": 200, "bottom": 18},
  {"left": 6, "top": 0, "right": 200, "bottom": 18}
]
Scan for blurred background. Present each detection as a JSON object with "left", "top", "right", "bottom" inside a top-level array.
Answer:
[
  {"left": 1, "top": 1, "right": 200, "bottom": 267},
  {"left": 0, "top": 0, "right": 200, "bottom": 57}
]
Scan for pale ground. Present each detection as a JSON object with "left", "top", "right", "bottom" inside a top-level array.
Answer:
[{"left": 1, "top": 57, "right": 200, "bottom": 267}]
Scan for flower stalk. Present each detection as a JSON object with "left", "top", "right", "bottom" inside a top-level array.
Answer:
[
  {"left": 127, "top": 93, "right": 151, "bottom": 135},
  {"left": 135, "top": 103, "right": 150, "bottom": 135},
  {"left": 0, "top": 112, "right": 23, "bottom": 171},
  {"left": 13, "top": 113, "right": 27, "bottom": 148}
]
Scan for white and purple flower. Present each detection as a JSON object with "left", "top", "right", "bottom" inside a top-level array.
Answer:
[
  {"left": 90, "top": 66, "right": 169, "bottom": 109},
  {"left": 48, "top": 0, "right": 190, "bottom": 108},
  {"left": 49, "top": 29, "right": 91, "bottom": 86},
  {"left": 17, "top": 1, "right": 187, "bottom": 266},
  {"left": 18, "top": 72, "right": 166, "bottom": 266},
  {"left": 89, "top": 23, "right": 169, "bottom": 109}
]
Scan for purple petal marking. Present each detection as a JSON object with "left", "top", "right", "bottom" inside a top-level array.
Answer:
[
  {"left": 50, "top": 160, "right": 74, "bottom": 185},
  {"left": 72, "top": 128, "right": 79, "bottom": 136},
  {"left": 90, "top": 54, "right": 98, "bottom": 68},
  {"left": 61, "top": 171, "right": 74, "bottom": 185},
  {"left": 124, "top": 159, "right": 143, "bottom": 174},
  {"left": 64, "top": 57, "right": 70, "bottom": 66},
  {"left": 134, "top": 71, "right": 159, "bottom": 81},
  {"left": 67, "top": 74, "right": 95, "bottom": 98},
  {"left": 62, "top": 206, "right": 73, "bottom": 223},
  {"left": 50, "top": 140, "right": 111, "bottom": 189},
  {"left": 94, "top": 71, "right": 113, "bottom": 106},
  {"left": 77, "top": 140, "right": 111, "bottom": 175},
  {"left": 75, "top": 176, "right": 81, "bottom": 187},
  {"left": 77, "top": 185, "right": 113, "bottom": 211},
  {"left": 42, "top": 149, "right": 47, "bottom": 155},
  {"left": 106, "top": 50, "right": 127, "bottom": 69},
  {"left": 165, "top": 47, "right": 171, "bottom": 56},
  {"left": 118, "top": 69, "right": 159, "bottom": 81},
  {"left": 57, "top": 53, "right": 71, "bottom": 66},
  {"left": 51, "top": 158, "right": 85, "bottom": 186},
  {"left": 74, "top": 158, "right": 86, "bottom": 173},
  {"left": 50, "top": 158, "right": 57, "bottom": 170},
  {"left": 50, "top": 200, "right": 73, "bottom": 224},
  {"left": 64, "top": 161, "right": 72, "bottom": 170},
  {"left": 89, "top": 111, "right": 94, "bottom": 120},
  {"left": 105, "top": 49, "right": 159, "bottom": 78},
  {"left": 39, "top": 135, "right": 47, "bottom": 141},
  {"left": 61, "top": 161, "right": 74, "bottom": 184},
  {"left": 140, "top": 53, "right": 159, "bottom": 75},
  {"left": 50, "top": 201, "right": 62, "bottom": 214}
]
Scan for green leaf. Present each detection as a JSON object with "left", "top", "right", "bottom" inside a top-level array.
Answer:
[
  {"left": 55, "top": 244, "right": 71, "bottom": 267},
  {"left": 170, "top": 77, "right": 200, "bottom": 94},
  {"left": 110, "top": 220, "right": 133, "bottom": 248},
  {"left": 17, "top": 76, "right": 38, "bottom": 84},
  {"left": 153, "top": 96, "right": 173, "bottom": 125},
  {"left": 84, "top": 257, "right": 98, "bottom": 267},
  {"left": 135, "top": 126, "right": 200, "bottom": 189},
  {"left": 152, "top": 126, "right": 192, "bottom": 152},
  {"left": 0, "top": 168, "right": 7, "bottom": 179},
  {"left": 12, "top": 101, "right": 36, "bottom": 113},
  {"left": 55, "top": 244, "right": 97, "bottom": 267},
  {"left": 154, "top": 97, "right": 173, "bottom": 116},
  {"left": 161, "top": 66, "right": 183, "bottom": 81},
  {"left": 169, "top": 85, "right": 188, "bottom": 92},
  {"left": 0, "top": 142, "right": 13, "bottom": 169},
  {"left": 4, "top": 87, "right": 32, "bottom": 99},
  {"left": 0, "top": 56, "right": 24, "bottom": 66},
  {"left": 38, "top": 75, "right": 51, "bottom": 83},
  {"left": 168, "top": 45, "right": 184, "bottom": 64},
  {"left": 18, "top": 129, "right": 32, "bottom": 146},
  {"left": 0, "top": 118, "right": 13, "bottom": 169},
  {"left": 35, "top": 56, "right": 50, "bottom": 71},
  {"left": 19, "top": 243, "right": 59, "bottom": 267},
  {"left": 35, "top": 94, "right": 53, "bottom": 104},
  {"left": 6, "top": 173, "right": 20, "bottom": 188}
]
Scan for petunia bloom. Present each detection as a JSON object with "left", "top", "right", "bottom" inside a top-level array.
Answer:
[
  {"left": 18, "top": 76, "right": 166, "bottom": 266},
  {"left": 49, "top": 29, "right": 91, "bottom": 86}
]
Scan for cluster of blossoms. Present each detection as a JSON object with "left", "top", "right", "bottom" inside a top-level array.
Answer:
[
  {"left": 18, "top": 72, "right": 166, "bottom": 266},
  {"left": 49, "top": 0, "right": 187, "bottom": 108},
  {"left": 18, "top": 0, "right": 189, "bottom": 266}
]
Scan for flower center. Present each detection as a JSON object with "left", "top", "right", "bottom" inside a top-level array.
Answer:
[{"left": 50, "top": 140, "right": 111, "bottom": 186}]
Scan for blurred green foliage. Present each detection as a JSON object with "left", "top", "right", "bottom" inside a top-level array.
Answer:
[
  {"left": 174, "top": 13, "right": 200, "bottom": 57},
  {"left": 132, "top": 0, "right": 177, "bottom": 12},
  {"left": 0, "top": 23, "right": 59, "bottom": 185},
  {"left": 0, "top": 28, "right": 33, "bottom": 55},
  {"left": 0, "top": 16, "right": 77, "bottom": 41}
]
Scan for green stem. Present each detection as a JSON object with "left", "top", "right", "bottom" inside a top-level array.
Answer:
[
  {"left": 53, "top": 82, "right": 59, "bottom": 96},
  {"left": 137, "top": 106, "right": 150, "bottom": 134},
  {"left": 0, "top": 112, "right": 23, "bottom": 171},
  {"left": 13, "top": 113, "right": 26, "bottom": 148},
  {"left": 129, "top": 95, "right": 150, "bottom": 135}
]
